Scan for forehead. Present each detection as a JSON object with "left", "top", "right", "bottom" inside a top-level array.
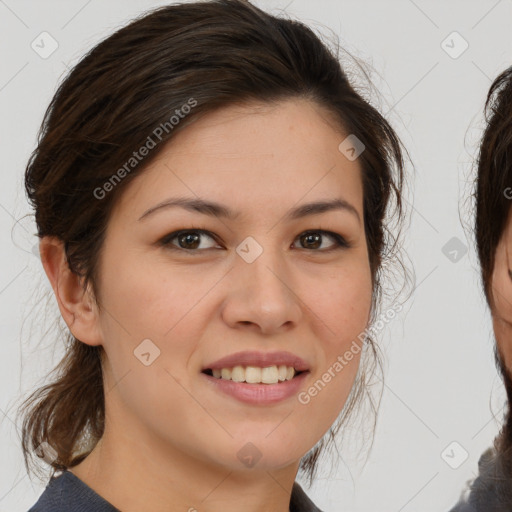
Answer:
[{"left": 112, "top": 99, "right": 364, "bottom": 223}]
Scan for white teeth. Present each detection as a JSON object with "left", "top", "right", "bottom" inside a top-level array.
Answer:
[
  {"left": 231, "top": 365, "right": 245, "bottom": 382},
  {"left": 261, "top": 366, "right": 279, "bottom": 384},
  {"left": 245, "top": 366, "right": 262, "bottom": 383},
  {"left": 209, "top": 364, "right": 297, "bottom": 384}
]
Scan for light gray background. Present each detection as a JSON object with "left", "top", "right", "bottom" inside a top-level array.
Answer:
[{"left": 1, "top": 0, "right": 512, "bottom": 511}]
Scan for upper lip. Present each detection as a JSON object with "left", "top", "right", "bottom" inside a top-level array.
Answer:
[{"left": 203, "top": 351, "right": 310, "bottom": 372}]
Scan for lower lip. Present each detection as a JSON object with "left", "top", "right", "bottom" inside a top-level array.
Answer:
[{"left": 201, "top": 371, "right": 309, "bottom": 405}]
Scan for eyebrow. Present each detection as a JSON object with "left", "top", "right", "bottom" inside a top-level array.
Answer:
[{"left": 138, "top": 197, "right": 361, "bottom": 223}]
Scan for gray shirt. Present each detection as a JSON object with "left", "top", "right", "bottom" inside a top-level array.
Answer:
[
  {"left": 449, "top": 446, "right": 512, "bottom": 512},
  {"left": 28, "top": 470, "right": 324, "bottom": 511}
]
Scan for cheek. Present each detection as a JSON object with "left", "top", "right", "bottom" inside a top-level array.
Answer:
[
  {"left": 493, "top": 312, "right": 512, "bottom": 372},
  {"left": 491, "top": 266, "right": 512, "bottom": 369},
  {"left": 316, "top": 265, "right": 373, "bottom": 342},
  {"left": 97, "top": 256, "right": 206, "bottom": 403},
  {"left": 97, "top": 260, "right": 200, "bottom": 434},
  {"left": 100, "top": 252, "right": 201, "bottom": 337},
  {"left": 302, "top": 267, "right": 372, "bottom": 413}
]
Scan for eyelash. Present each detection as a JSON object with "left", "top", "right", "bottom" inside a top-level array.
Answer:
[{"left": 158, "top": 228, "right": 351, "bottom": 254}]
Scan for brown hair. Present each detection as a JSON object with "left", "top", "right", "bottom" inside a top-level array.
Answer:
[
  {"left": 474, "top": 65, "right": 512, "bottom": 470},
  {"left": 19, "top": 0, "right": 406, "bottom": 485}
]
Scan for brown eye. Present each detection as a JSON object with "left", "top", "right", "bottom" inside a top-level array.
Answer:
[
  {"left": 161, "top": 230, "right": 220, "bottom": 251},
  {"left": 159, "top": 228, "right": 350, "bottom": 254},
  {"left": 294, "top": 230, "right": 350, "bottom": 251}
]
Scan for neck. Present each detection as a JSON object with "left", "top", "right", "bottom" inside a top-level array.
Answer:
[{"left": 70, "top": 413, "right": 300, "bottom": 512}]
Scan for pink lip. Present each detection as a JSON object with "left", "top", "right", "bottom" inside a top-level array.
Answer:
[
  {"left": 201, "top": 371, "right": 309, "bottom": 405},
  {"left": 202, "top": 350, "right": 310, "bottom": 372}
]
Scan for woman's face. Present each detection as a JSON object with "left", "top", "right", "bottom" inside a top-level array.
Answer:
[
  {"left": 491, "top": 209, "right": 512, "bottom": 369},
  {"left": 89, "top": 99, "right": 372, "bottom": 472}
]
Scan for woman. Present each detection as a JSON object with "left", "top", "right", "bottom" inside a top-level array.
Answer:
[
  {"left": 19, "top": 1, "right": 406, "bottom": 510},
  {"left": 450, "top": 67, "right": 512, "bottom": 511}
]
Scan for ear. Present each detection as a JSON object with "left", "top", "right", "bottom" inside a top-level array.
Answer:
[
  {"left": 491, "top": 217, "right": 512, "bottom": 369},
  {"left": 38, "top": 236, "right": 103, "bottom": 346}
]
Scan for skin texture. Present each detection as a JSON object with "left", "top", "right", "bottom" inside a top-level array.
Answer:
[
  {"left": 491, "top": 208, "right": 512, "bottom": 369},
  {"left": 39, "top": 99, "right": 373, "bottom": 512}
]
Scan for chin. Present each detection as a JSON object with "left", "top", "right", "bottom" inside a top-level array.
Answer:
[{"left": 202, "top": 435, "right": 308, "bottom": 472}]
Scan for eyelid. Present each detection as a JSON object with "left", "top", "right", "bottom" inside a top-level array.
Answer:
[
  {"left": 159, "top": 228, "right": 220, "bottom": 249},
  {"left": 159, "top": 228, "right": 351, "bottom": 252},
  {"left": 298, "top": 229, "right": 350, "bottom": 249}
]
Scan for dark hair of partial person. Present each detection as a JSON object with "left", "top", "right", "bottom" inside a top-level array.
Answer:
[
  {"left": 17, "top": 0, "right": 407, "bottom": 486},
  {"left": 474, "top": 64, "right": 512, "bottom": 477}
]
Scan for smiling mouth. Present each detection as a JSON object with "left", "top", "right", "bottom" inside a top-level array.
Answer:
[{"left": 202, "top": 365, "right": 307, "bottom": 385}]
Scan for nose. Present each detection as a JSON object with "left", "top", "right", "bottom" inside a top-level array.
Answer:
[{"left": 221, "top": 243, "right": 303, "bottom": 335}]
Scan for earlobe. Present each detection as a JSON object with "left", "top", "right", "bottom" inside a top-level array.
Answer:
[{"left": 38, "top": 236, "right": 103, "bottom": 347}]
